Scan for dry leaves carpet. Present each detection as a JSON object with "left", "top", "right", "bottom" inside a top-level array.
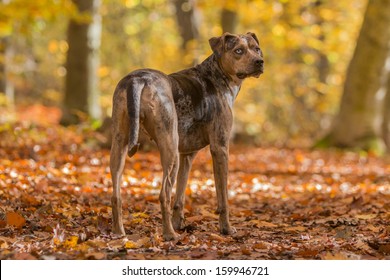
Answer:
[{"left": 0, "top": 117, "right": 390, "bottom": 260}]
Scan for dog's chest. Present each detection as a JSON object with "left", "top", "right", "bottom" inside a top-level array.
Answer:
[{"left": 224, "top": 85, "right": 240, "bottom": 108}]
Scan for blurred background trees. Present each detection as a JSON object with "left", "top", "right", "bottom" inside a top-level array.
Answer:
[
  {"left": 0, "top": 0, "right": 389, "bottom": 153},
  {"left": 61, "top": 0, "right": 102, "bottom": 125},
  {"left": 321, "top": 0, "right": 390, "bottom": 154}
]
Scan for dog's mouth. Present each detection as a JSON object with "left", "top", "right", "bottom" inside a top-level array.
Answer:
[
  {"left": 252, "top": 69, "right": 264, "bottom": 77},
  {"left": 237, "top": 69, "right": 264, "bottom": 79},
  {"left": 236, "top": 73, "right": 248, "bottom": 79}
]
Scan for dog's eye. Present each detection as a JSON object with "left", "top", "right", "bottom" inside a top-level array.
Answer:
[
  {"left": 234, "top": 48, "right": 243, "bottom": 55},
  {"left": 255, "top": 48, "right": 261, "bottom": 53}
]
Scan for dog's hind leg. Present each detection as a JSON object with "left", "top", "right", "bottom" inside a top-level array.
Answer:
[
  {"left": 150, "top": 105, "right": 179, "bottom": 240},
  {"left": 157, "top": 138, "right": 179, "bottom": 241},
  {"left": 110, "top": 91, "right": 129, "bottom": 236},
  {"left": 110, "top": 134, "right": 127, "bottom": 235},
  {"left": 172, "top": 152, "right": 197, "bottom": 230}
]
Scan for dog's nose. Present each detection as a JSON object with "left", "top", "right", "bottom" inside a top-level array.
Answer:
[{"left": 255, "top": 59, "right": 264, "bottom": 67}]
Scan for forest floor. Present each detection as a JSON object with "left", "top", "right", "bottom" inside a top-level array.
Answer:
[{"left": 0, "top": 106, "right": 390, "bottom": 260}]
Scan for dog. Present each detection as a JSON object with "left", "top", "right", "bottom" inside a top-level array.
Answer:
[{"left": 110, "top": 32, "right": 264, "bottom": 241}]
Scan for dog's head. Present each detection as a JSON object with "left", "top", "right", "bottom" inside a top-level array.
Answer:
[{"left": 209, "top": 32, "right": 264, "bottom": 81}]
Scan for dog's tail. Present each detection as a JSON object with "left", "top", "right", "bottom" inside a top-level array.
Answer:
[{"left": 126, "top": 81, "right": 143, "bottom": 157}]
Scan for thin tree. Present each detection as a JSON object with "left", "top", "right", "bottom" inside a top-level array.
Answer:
[
  {"left": 221, "top": 8, "right": 238, "bottom": 33},
  {"left": 383, "top": 66, "right": 390, "bottom": 150},
  {"left": 173, "top": 0, "right": 199, "bottom": 65},
  {"left": 0, "top": 0, "right": 13, "bottom": 106},
  {"left": 61, "top": 0, "right": 102, "bottom": 125},
  {"left": 0, "top": 36, "right": 13, "bottom": 106}
]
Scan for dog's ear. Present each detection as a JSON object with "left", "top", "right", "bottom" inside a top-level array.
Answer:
[
  {"left": 209, "top": 36, "right": 222, "bottom": 56},
  {"left": 209, "top": 32, "right": 238, "bottom": 56},
  {"left": 247, "top": 32, "right": 259, "bottom": 45}
]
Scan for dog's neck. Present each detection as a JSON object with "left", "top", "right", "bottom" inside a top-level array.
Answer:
[{"left": 196, "top": 55, "right": 242, "bottom": 108}]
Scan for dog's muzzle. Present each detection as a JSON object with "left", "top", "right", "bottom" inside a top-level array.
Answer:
[
  {"left": 237, "top": 60, "right": 264, "bottom": 79},
  {"left": 255, "top": 59, "right": 264, "bottom": 74}
]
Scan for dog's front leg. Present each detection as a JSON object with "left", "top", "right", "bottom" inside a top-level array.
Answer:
[{"left": 210, "top": 144, "right": 236, "bottom": 235}]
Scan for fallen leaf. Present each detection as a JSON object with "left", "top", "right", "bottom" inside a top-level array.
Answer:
[
  {"left": 366, "top": 224, "right": 381, "bottom": 233},
  {"left": 97, "top": 216, "right": 111, "bottom": 233},
  {"left": 14, "top": 252, "right": 37, "bottom": 260},
  {"left": 86, "top": 252, "right": 106, "bottom": 260},
  {"left": 22, "top": 194, "right": 40, "bottom": 206},
  {"left": 249, "top": 220, "right": 278, "bottom": 228},
  {"left": 297, "top": 249, "right": 320, "bottom": 257},
  {"left": 86, "top": 239, "right": 107, "bottom": 248},
  {"left": 6, "top": 212, "right": 26, "bottom": 228},
  {"left": 63, "top": 236, "right": 79, "bottom": 249},
  {"left": 321, "top": 252, "right": 350, "bottom": 260},
  {"left": 241, "top": 245, "right": 251, "bottom": 255},
  {"left": 285, "top": 226, "right": 306, "bottom": 232},
  {"left": 0, "top": 239, "right": 9, "bottom": 249},
  {"left": 378, "top": 244, "right": 390, "bottom": 254},
  {"left": 107, "top": 239, "right": 125, "bottom": 250},
  {"left": 252, "top": 242, "right": 269, "bottom": 250},
  {"left": 124, "top": 240, "right": 138, "bottom": 249},
  {"left": 132, "top": 212, "right": 149, "bottom": 219},
  {"left": 186, "top": 215, "right": 203, "bottom": 223},
  {"left": 209, "top": 233, "right": 229, "bottom": 242},
  {"left": 355, "top": 214, "right": 377, "bottom": 220},
  {"left": 350, "top": 196, "right": 364, "bottom": 209},
  {"left": 335, "top": 227, "right": 353, "bottom": 239}
]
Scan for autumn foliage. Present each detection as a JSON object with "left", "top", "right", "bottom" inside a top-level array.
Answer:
[
  {"left": 0, "top": 0, "right": 369, "bottom": 145},
  {"left": 0, "top": 107, "right": 389, "bottom": 260}
]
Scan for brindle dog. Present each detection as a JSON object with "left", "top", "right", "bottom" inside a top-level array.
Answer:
[{"left": 110, "top": 32, "right": 264, "bottom": 240}]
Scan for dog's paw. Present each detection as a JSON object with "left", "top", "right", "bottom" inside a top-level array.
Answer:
[
  {"left": 163, "top": 231, "right": 180, "bottom": 241},
  {"left": 172, "top": 215, "right": 185, "bottom": 231},
  {"left": 220, "top": 226, "right": 237, "bottom": 235}
]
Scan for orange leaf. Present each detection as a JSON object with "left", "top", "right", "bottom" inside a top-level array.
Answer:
[
  {"left": 125, "top": 240, "right": 139, "bottom": 249},
  {"left": 285, "top": 226, "right": 306, "bottom": 232},
  {"left": 248, "top": 220, "right": 278, "bottom": 228},
  {"left": 63, "top": 236, "right": 79, "bottom": 249},
  {"left": 22, "top": 194, "right": 40, "bottom": 206},
  {"left": 241, "top": 245, "right": 252, "bottom": 255},
  {"left": 253, "top": 242, "right": 269, "bottom": 250},
  {"left": 6, "top": 212, "right": 26, "bottom": 228}
]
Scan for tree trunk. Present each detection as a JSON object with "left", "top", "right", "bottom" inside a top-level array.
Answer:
[
  {"left": 61, "top": 0, "right": 102, "bottom": 125},
  {"left": 313, "top": 0, "right": 329, "bottom": 84},
  {"left": 0, "top": 36, "right": 14, "bottom": 107},
  {"left": 221, "top": 8, "right": 238, "bottom": 33},
  {"left": 323, "top": 0, "right": 390, "bottom": 153},
  {"left": 173, "top": 0, "right": 199, "bottom": 64},
  {"left": 0, "top": 0, "right": 13, "bottom": 106},
  {"left": 383, "top": 68, "right": 390, "bottom": 150}
]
